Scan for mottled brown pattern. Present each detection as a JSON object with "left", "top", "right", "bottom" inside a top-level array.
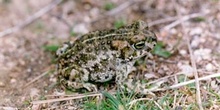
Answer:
[{"left": 56, "top": 20, "right": 157, "bottom": 92}]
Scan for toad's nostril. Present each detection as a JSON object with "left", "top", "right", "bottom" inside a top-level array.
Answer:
[
  {"left": 152, "top": 36, "right": 157, "bottom": 42},
  {"left": 143, "top": 29, "right": 150, "bottom": 35}
]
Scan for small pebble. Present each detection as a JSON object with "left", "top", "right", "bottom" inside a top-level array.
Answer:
[
  {"left": 10, "top": 78, "right": 16, "bottom": 83},
  {"left": 194, "top": 48, "right": 212, "bottom": 62},
  {"left": 144, "top": 73, "right": 158, "bottom": 79},
  {"left": 170, "top": 28, "right": 177, "bottom": 34},
  {"left": 30, "top": 88, "right": 39, "bottom": 98},
  {"left": 73, "top": 23, "right": 89, "bottom": 34},
  {"left": 0, "top": 81, "right": 5, "bottom": 87},
  {"left": 200, "top": 37, "right": 206, "bottom": 43},
  {"left": 206, "top": 63, "right": 214, "bottom": 71},
  {"left": 191, "top": 38, "right": 200, "bottom": 48},
  {"left": 90, "top": 8, "right": 99, "bottom": 18},
  {"left": 189, "top": 27, "right": 202, "bottom": 36},
  {"left": 178, "top": 64, "right": 194, "bottom": 77},
  {"left": 211, "top": 80, "right": 217, "bottom": 89},
  {"left": 179, "top": 49, "right": 187, "bottom": 56}
]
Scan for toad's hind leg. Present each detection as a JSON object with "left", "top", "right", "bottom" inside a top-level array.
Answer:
[
  {"left": 59, "top": 77, "right": 97, "bottom": 92},
  {"left": 59, "top": 67, "right": 98, "bottom": 92}
]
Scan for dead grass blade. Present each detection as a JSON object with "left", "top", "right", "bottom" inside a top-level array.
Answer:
[{"left": 0, "top": 0, "right": 62, "bottom": 38}]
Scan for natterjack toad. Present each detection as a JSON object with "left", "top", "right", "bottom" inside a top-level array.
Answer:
[{"left": 56, "top": 20, "right": 157, "bottom": 92}]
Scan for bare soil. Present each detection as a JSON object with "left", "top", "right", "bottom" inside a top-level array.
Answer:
[{"left": 0, "top": 0, "right": 220, "bottom": 109}]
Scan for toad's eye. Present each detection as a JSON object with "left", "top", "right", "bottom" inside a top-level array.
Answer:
[{"left": 133, "top": 41, "right": 145, "bottom": 50}]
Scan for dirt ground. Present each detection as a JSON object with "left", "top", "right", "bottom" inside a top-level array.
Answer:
[{"left": 0, "top": 0, "right": 220, "bottom": 109}]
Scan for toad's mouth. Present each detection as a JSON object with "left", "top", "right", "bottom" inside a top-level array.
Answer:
[{"left": 127, "top": 51, "right": 150, "bottom": 62}]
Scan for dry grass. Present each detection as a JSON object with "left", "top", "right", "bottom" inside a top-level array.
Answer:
[{"left": 0, "top": 0, "right": 220, "bottom": 109}]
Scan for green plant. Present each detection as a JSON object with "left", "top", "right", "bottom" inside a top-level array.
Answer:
[
  {"left": 104, "top": 2, "right": 115, "bottom": 11},
  {"left": 114, "top": 20, "right": 126, "bottom": 29},
  {"left": 153, "top": 41, "right": 172, "bottom": 58},
  {"left": 42, "top": 44, "right": 59, "bottom": 53}
]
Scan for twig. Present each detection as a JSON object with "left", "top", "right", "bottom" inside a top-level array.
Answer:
[
  {"left": 147, "top": 73, "right": 176, "bottom": 85},
  {"left": 153, "top": 101, "right": 164, "bottom": 110},
  {"left": 32, "top": 93, "right": 103, "bottom": 105},
  {"left": 50, "top": 13, "right": 72, "bottom": 29},
  {"left": 169, "top": 73, "right": 220, "bottom": 89},
  {"left": 173, "top": 74, "right": 178, "bottom": 109},
  {"left": 127, "top": 98, "right": 152, "bottom": 109},
  {"left": 148, "top": 16, "right": 178, "bottom": 27},
  {"left": 31, "top": 72, "right": 220, "bottom": 105},
  {"left": 0, "top": 107, "right": 18, "bottom": 110},
  {"left": 171, "top": 1, "right": 203, "bottom": 109},
  {"left": 0, "top": 0, "right": 62, "bottom": 38},
  {"left": 176, "top": 94, "right": 185, "bottom": 109},
  {"left": 106, "top": 0, "right": 135, "bottom": 16},
  {"left": 186, "top": 34, "right": 203, "bottom": 110},
  {"left": 151, "top": 72, "right": 220, "bottom": 92},
  {"left": 148, "top": 12, "right": 208, "bottom": 27},
  {"left": 163, "top": 11, "right": 210, "bottom": 30},
  {"left": 23, "top": 70, "right": 51, "bottom": 88},
  {"left": 91, "top": 0, "right": 136, "bottom": 24}
]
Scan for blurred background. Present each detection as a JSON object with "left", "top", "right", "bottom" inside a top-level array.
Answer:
[{"left": 0, "top": 0, "right": 220, "bottom": 109}]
